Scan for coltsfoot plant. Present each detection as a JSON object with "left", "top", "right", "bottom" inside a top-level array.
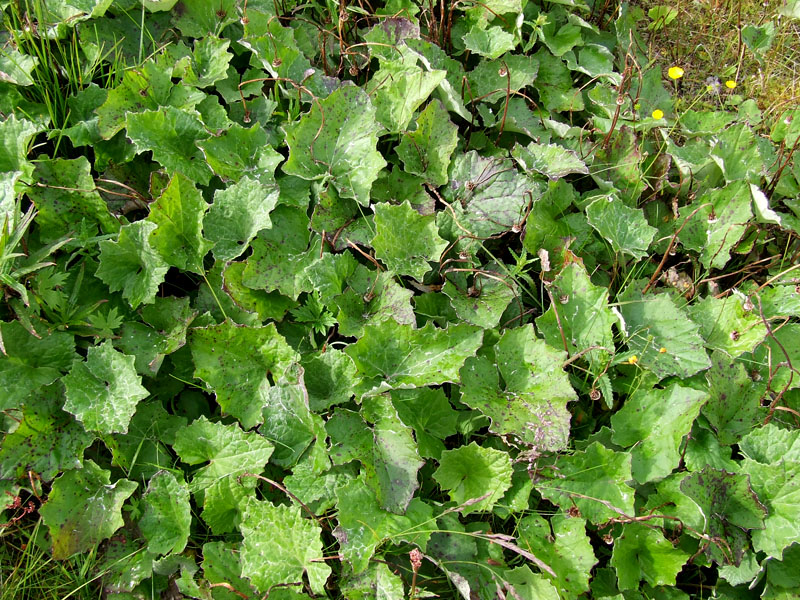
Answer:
[{"left": 1, "top": 0, "right": 799, "bottom": 599}]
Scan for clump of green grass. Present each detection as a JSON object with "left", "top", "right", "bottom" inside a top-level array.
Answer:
[
  {"left": 635, "top": 0, "right": 800, "bottom": 117},
  {"left": 1, "top": 0, "right": 126, "bottom": 134},
  {"left": 1, "top": 518, "right": 102, "bottom": 600}
]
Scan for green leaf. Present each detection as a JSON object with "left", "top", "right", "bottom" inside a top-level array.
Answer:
[
  {"left": 688, "top": 294, "right": 767, "bottom": 356},
  {"left": 443, "top": 151, "right": 540, "bottom": 239},
  {"left": 284, "top": 457, "right": 358, "bottom": 514},
  {"left": 39, "top": 459, "right": 137, "bottom": 559},
  {"left": 31, "top": 0, "right": 112, "bottom": 28},
  {"left": 648, "top": 5, "right": 679, "bottom": 29},
  {"left": 94, "top": 529, "right": 155, "bottom": 594},
  {"left": 0, "top": 48, "right": 38, "bottom": 86},
  {"left": 501, "top": 567, "right": 561, "bottom": 600},
  {"left": 460, "top": 325, "right": 577, "bottom": 450},
  {"left": 116, "top": 296, "right": 198, "bottom": 376},
  {"left": 27, "top": 157, "right": 120, "bottom": 242},
  {"left": 198, "top": 123, "right": 282, "bottom": 184},
  {"left": 590, "top": 126, "right": 644, "bottom": 201},
  {"left": 304, "top": 251, "right": 360, "bottom": 305},
  {"left": 96, "top": 61, "right": 204, "bottom": 139},
  {"left": 62, "top": 341, "right": 149, "bottom": 435},
  {"left": 684, "top": 423, "right": 739, "bottom": 473},
  {"left": 512, "top": 142, "right": 588, "bottom": 180},
  {"left": 126, "top": 107, "right": 213, "bottom": 185},
  {"left": 334, "top": 270, "right": 416, "bottom": 338},
  {"left": 240, "top": 500, "right": 331, "bottom": 595},
  {"left": 467, "top": 54, "right": 539, "bottom": 104},
  {"left": 260, "top": 376, "right": 327, "bottom": 470},
  {"left": 643, "top": 473, "right": 706, "bottom": 535},
  {"left": 433, "top": 441, "right": 513, "bottom": 515},
  {"left": 242, "top": 206, "right": 319, "bottom": 300},
  {"left": 290, "top": 292, "right": 337, "bottom": 334},
  {"left": 740, "top": 425, "right": 800, "bottom": 464},
  {"left": 0, "top": 384, "right": 94, "bottom": 481},
  {"left": 737, "top": 426, "right": 800, "bottom": 559},
  {"left": 396, "top": 100, "right": 458, "bottom": 186},
  {"left": 201, "top": 475, "right": 258, "bottom": 535},
  {"left": 367, "top": 59, "right": 446, "bottom": 133},
  {"left": 752, "top": 323, "right": 800, "bottom": 393},
  {"left": 283, "top": 86, "right": 386, "bottom": 206},
  {"left": 391, "top": 387, "right": 459, "bottom": 460},
  {"left": 202, "top": 541, "right": 258, "bottom": 599},
  {"left": 327, "top": 408, "right": 373, "bottom": 467},
  {"left": 334, "top": 477, "right": 432, "bottom": 573},
  {"left": 541, "top": 21, "right": 584, "bottom": 57},
  {"left": 535, "top": 442, "right": 636, "bottom": 524},
  {"left": 182, "top": 36, "right": 232, "bottom": 88},
  {"left": 372, "top": 201, "right": 448, "bottom": 280},
  {"left": 679, "top": 466, "right": 766, "bottom": 565},
  {"left": 586, "top": 194, "right": 656, "bottom": 259},
  {"left": 173, "top": 416, "right": 274, "bottom": 494},
  {"left": 403, "top": 38, "right": 471, "bottom": 120},
  {"left": 96, "top": 220, "right": 170, "bottom": 309},
  {"left": 0, "top": 320, "right": 76, "bottom": 411},
  {"left": 710, "top": 124, "right": 763, "bottom": 183},
  {"left": 740, "top": 458, "right": 800, "bottom": 559},
  {"left": 146, "top": 172, "right": 212, "bottom": 274},
  {"left": 462, "top": 25, "right": 517, "bottom": 59},
  {"left": 618, "top": 284, "right": 712, "bottom": 379},
  {"left": 0, "top": 115, "right": 40, "bottom": 176},
  {"left": 425, "top": 513, "right": 488, "bottom": 597},
  {"left": 222, "top": 262, "right": 297, "bottom": 322},
  {"left": 240, "top": 16, "right": 329, "bottom": 99},
  {"left": 326, "top": 401, "right": 424, "bottom": 515},
  {"left": 189, "top": 321, "right": 298, "bottom": 428},
  {"left": 340, "top": 562, "right": 405, "bottom": 600},
  {"left": 140, "top": 470, "right": 192, "bottom": 555},
  {"left": 173, "top": 0, "right": 237, "bottom": 36},
  {"left": 533, "top": 50, "right": 584, "bottom": 112},
  {"left": 361, "top": 394, "right": 425, "bottom": 514},
  {"left": 611, "top": 523, "right": 689, "bottom": 590},
  {"left": 611, "top": 384, "right": 708, "bottom": 483},
  {"left": 442, "top": 269, "right": 516, "bottom": 329},
  {"left": 302, "top": 349, "right": 358, "bottom": 411},
  {"left": 702, "top": 352, "right": 765, "bottom": 445},
  {"left": 109, "top": 399, "right": 186, "bottom": 482},
  {"left": 536, "top": 262, "right": 617, "bottom": 376},
  {"left": 517, "top": 513, "right": 597, "bottom": 597},
  {"left": 679, "top": 182, "right": 754, "bottom": 270},
  {"left": 345, "top": 321, "right": 483, "bottom": 395}
]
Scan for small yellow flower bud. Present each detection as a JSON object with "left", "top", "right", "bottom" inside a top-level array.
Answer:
[
  {"left": 628, "top": 355, "right": 639, "bottom": 365},
  {"left": 725, "top": 80, "right": 737, "bottom": 89},
  {"left": 659, "top": 347, "right": 667, "bottom": 353},
  {"left": 668, "top": 66, "right": 685, "bottom": 80},
  {"left": 651, "top": 109, "right": 664, "bottom": 120}
]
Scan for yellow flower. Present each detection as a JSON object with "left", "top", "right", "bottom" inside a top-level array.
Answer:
[
  {"left": 651, "top": 109, "right": 664, "bottom": 120},
  {"left": 659, "top": 347, "right": 667, "bottom": 353},
  {"left": 627, "top": 355, "right": 639, "bottom": 365},
  {"left": 725, "top": 80, "right": 737, "bottom": 89},
  {"left": 668, "top": 66, "right": 685, "bottom": 80}
]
